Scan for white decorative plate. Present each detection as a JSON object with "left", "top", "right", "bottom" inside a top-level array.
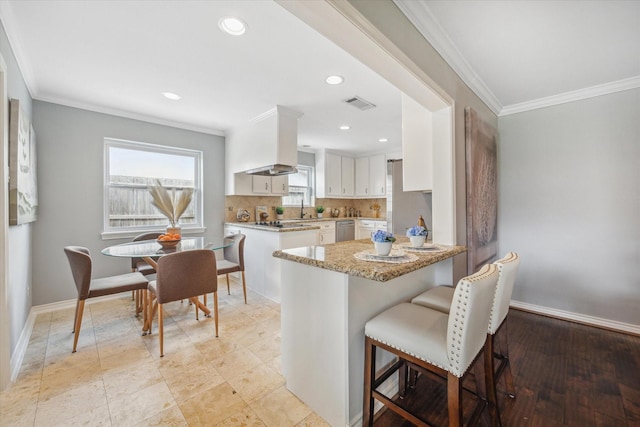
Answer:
[
  {"left": 364, "top": 249, "right": 406, "bottom": 260},
  {"left": 398, "top": 243, "right": 444, "bottom": 252}
]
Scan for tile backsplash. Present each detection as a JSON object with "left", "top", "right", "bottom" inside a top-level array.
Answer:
[{"left": 225, "top": 196, "right": 387, "bottom": 223}]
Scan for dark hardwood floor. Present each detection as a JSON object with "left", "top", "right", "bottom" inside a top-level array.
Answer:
[{"left": 373, "top": 309, "right": 640, "bottom": 426}]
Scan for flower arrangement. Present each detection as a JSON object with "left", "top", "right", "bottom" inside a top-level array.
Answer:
[
  {"left": 406, "top": 225, "right": 428, "bottom": 237},
  {"left": 371, "top": 229, "right": 396, "bottom": 243},
  {"left": 148, "top": 179, "right": 193, "bottom": 227},
  {"left": 315, "top": 206, "right": 325, "bottom": 213},
  {"left": 276, "top": 206, "right": 284, "bottom": 215},
  {"left": 370, "top": 203, "right": 381, "bottom": 218}
]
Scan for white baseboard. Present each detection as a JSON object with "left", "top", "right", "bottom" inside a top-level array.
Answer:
[
  {"left": 10, "top": 310, "right": 36, "bottom": 383},
  {"left": 510, "top": 300, "right": 640, "bottom": 336},
  {"left": 10, "top": 294, "right": 130, "bottom": 383}
]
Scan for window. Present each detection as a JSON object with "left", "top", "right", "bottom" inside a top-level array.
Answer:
[
  {"left": 282, "top": 165, "right": 314, "bottom": 207},
  {"left": 103, "top": 138, "right": 203, "bottom": 237}
]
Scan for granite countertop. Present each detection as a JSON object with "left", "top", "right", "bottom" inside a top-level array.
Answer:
[
  {"left": 273, "top": 237, "right": 466, "bottom": 282},
  {"left": 225, "top": 217, "right": 386, "bottom": 233},
  {"left": 224, "top": 222, "right": 320, "bottom": 232}
]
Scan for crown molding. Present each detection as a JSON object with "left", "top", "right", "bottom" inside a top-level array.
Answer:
[
  {"left": 393, "top": 0, "right": 502, "bottom": 116},
  {"left": 35, "top": 94, "right": 226, "bottom": 136},
  {"left": 500, "top": 76, "right": 640, "bottom": 116}
]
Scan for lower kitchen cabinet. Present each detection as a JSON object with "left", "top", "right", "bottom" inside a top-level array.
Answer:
[
  {"left": 355, "top": 219, "right": 387, "bottom": 240},
  {"left": 306, "top": 221, "right": 336, "bottom": 245}
]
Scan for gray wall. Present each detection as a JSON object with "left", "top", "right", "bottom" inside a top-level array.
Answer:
[
  {"left": 348, "top": 0, "right": 639, "bottom": 327},
  {"left": 32, "top": 101, "right": 226, "bottom": 305},
  {"left": 1, "top": 21, "right": 34, "bottom": 353},
  {"left": 498, "top": 89, "right": 640, "bottom": 325},
  {"left": 346, "top": 0, "right": 498, "bottom": 282}
]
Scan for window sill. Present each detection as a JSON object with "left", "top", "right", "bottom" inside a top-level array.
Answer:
[{"left": 101, "top": 226, "right": 207, "bottom": 241}]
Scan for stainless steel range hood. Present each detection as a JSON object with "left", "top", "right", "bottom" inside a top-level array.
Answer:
[{"left": 245, "top": 164, "right": 298, "bottom": 176}]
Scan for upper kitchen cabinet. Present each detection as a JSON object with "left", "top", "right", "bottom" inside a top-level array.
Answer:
[
  {"left": 356, "top": 154, "right": 386, "bottom": 197},
  {"left": 341, "top": 156, "right": 354, "bottom": 197},
  {"left": 355, "top": 156, "right": 369, "bottom": 196},
  {"left": 226, "top": 105, "right": 302, "bottom": 195},
  {"left": 401, "top": 94, "right": 433, "bottom": 192},
  {"left": 316, "top": 150, "right": 355, "bottom": 198},
  {"left": 232, "top": 174, "right": 289, "bottom": 196}
]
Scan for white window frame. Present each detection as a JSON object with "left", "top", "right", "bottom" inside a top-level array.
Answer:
[
  {"left": 102, "top": 138, "right": 204, "bottom": 240},
  {"left": 282, "top": 164, "right": 315, "bottom": 207}
]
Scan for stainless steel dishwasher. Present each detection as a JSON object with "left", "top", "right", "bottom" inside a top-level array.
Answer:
[{"left": 335, "top": 220, "right": 355, "bottom": 242}]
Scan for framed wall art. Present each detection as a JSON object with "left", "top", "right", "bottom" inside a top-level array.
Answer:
[
  {"left": 9, "top": 98, "right": 38, "bottom": 225},
  {"left": 465, "top": 107, "right": 498, "bottom": 274}
]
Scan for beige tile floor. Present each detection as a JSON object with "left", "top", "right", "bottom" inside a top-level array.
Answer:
[{"left": 0, "top": 278, "right": 331, "bottom": 427}]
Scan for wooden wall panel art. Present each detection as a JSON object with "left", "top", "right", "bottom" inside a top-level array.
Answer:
[{"left": 465, "top": 107, "right": 497, "bottom": 274}]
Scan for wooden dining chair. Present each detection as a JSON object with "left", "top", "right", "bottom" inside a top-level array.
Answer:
[
  {"left": 363, "top": 263, "right": 499, "bottom": 427},
  {"left": 147, "top": 249, "right": 219, "bottom": 357},
  {"left": 411, "top": 252, "right": 521, "bottom": 426},
  {"left": 64, "top": 246, "right": 149, "bottom": 353},
  {"left": 130, "top": 232, "right": 162, "bottom": 315}
]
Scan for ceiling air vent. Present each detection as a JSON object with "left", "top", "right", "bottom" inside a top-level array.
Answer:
[{"left": 344, "top": 96, "right": 376, "bottom": 111}]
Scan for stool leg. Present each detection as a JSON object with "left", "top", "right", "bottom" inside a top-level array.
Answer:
[
  {"left": 362, "top": 337, "right": 376, "bottom": 426},
  {"left": 496, "top": 321, "right": 516, "bottom": 398},
  {"left": 485, "top": 334, "right": 502, "bottom": 427},
  {"left": 447, "top": 373, "right": 462, "bottom": 427}
]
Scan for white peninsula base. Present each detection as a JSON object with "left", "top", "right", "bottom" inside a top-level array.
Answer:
[{"left": 280, "top": 256, "right": 454, "bottom": 427}]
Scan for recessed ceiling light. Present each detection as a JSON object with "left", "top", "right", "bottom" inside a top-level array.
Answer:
[
  {"left": 162, "top": 92, "right": 181, "bottom": 100},
  {"left": 325, "top": 75, "right": 344, "bottom": 85},
  {"left": 379, "top": 138, "right": 388, "bottom": 142},
  {"left": 219, "top": 16, "right": 247, "bottom": 36},
  {"left": 339, "top": 125, "right": 351, "bottom": 130}
]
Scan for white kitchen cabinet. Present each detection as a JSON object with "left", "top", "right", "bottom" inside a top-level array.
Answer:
[
  {"left": 401, "top": 93, "right": 433, "bottom": 192},
  {"left": 233, "top": 173, "right": 289, "bottom": 196},
  {"left": 252, "top": 176, "right": 271, "bottom": 194},
  {"left": 325, "top": 152, "right": 342, "bottom": 197},
  {"left": 271, "top": 175, "right": 289, "bottom": 195},
  {"left": 307, "top": 221, "right": 336, "bottom": 245},
  {"left": 355, "top": 219, "right": 387, "bottom": 240},
  {"left": 355, "top": 154, "right": 386, "bottom": 197},
  {"left": 316, "top": 150, "right": 353, "bottom": 198},
  {"left": 341, "top": 156, "right": 354, "bottom": 196},
  {"left": 369, "top": 154, "right": 386, "bottom": 196},
  {"left": 355, "top": 157, "right": 369, "bottom": 196}
]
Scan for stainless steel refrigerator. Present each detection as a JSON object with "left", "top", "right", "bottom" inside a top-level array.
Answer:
[{"left": 386, "top": 159, "right": 432, "bottom": 237}]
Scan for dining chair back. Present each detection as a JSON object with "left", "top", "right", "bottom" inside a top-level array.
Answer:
[
  {"left": 130, "top": 232, "right": 162, "bottom": 275},
  {"left": 64, "top": 246, "right": 149, "bottom": 352},
  {"left": 148, "top": 249, "right": 219, "bottom": 356},
  {"left": 216, "top": 233, "right": 247, "bottom": 303},
  {"left": 363, "top": 263, "right": 500, "bottom": 426}
]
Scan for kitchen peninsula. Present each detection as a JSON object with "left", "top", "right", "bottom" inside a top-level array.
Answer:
[
  {"left": 273, "top": 239, "right": 465, "bottom": 426},
  {"left": 224, "top": 222, "right": 319, "bottom": 303}
]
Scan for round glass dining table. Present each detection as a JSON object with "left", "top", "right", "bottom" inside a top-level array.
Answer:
[
  {"left": 101, "top": 236, "right": 233, "bottom": 265},
  {"left": 101, "top": 236, "right": 233, "bottom": 332}
]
